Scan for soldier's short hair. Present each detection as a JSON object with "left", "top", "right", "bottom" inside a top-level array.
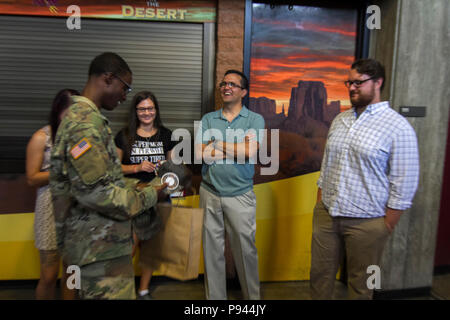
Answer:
[
  {"left": 88, "top": 52, "right": 132, "bottom": 77},
  {"left": 351, "top": 58, "right": 386, "bottom": 92}
]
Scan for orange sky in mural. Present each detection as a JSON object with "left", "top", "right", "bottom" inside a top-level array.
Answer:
[
  {"left": 252, "top": 18, "right": 357, "bottom": 38},
  {"left": 250, "top": 55, "right": 352, "bottom": 109},
  {"left": 300, "top": 22, "right": 357, "bottom": 37},
  {"left": 250, "top": 6, "right": 357, "bottom": 112}
]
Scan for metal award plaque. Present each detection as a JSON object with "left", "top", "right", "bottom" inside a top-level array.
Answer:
[{"left": 161, "top": 172, "right": 179, "bottom": 191}]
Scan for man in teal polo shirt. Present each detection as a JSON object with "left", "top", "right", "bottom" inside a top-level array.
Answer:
[{"left": 195, "top": 70, "right": 265, "bottom": 300}]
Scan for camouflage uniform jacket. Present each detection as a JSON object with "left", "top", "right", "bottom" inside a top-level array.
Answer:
[{"left": 50, "top": 96, "right": 158, "bottom": 267}]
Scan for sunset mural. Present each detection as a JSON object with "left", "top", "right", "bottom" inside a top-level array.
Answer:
[
  {"left": 249, "top": 4, "right": 358, "bottom": 182},
  {"left": 250, "top": 4, "right": 357, "bottom": 112}
]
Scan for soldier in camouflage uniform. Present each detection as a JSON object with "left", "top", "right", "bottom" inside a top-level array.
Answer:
[{"left": 50, "top": 52, "right": 166, "bottom": 299}]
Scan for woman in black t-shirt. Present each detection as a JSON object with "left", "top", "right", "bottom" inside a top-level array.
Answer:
[{"left": 114, "top": 91, "right": 176, "bottom": 300}]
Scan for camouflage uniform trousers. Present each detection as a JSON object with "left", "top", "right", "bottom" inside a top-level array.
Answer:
[{"left": 79, "top": 255, "right": 136, "bottom": 300}]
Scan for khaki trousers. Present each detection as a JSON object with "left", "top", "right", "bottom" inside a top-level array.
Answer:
[
  {"left": 200, "top": 186, "right": 260, "bottom": 300},
  {"left": 310, "top": 201, "right": 390, "bottom": 300}
]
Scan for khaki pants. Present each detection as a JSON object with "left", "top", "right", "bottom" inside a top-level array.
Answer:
[
  {"left": 200, "top": 186, "right": 260, "bottom": 300},
  {"left": 310, "top": 201, "right": 390, "bottom": 300}
]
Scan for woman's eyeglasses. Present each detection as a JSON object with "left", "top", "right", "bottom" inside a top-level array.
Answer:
[{"left": 136, "top": 107, "right": 156, "bottom": 113}]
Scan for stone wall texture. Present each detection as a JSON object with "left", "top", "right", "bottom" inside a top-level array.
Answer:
[{"left": 215, "top": 0, "right": 246, "bottom": 110}]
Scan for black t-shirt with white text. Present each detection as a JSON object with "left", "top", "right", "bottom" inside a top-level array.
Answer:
[{"left": 114, "top": 126, "right": 176, "bottom": 182}]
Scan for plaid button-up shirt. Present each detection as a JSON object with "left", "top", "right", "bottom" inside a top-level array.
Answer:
[{"left": 318, "top": 101, "right": 419, "bottom": 218}]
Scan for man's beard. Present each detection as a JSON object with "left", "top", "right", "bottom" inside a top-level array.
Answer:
[{"left": 350, "top": 87, "right": 375, "bottom": 109}]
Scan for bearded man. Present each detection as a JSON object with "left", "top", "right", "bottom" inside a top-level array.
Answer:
[{"left": 310, "top": 58, "right": 420, "bottom": 299}]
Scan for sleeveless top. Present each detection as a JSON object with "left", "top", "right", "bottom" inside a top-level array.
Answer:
[{"left": 34, "top": 125, "right": 57, "bottom": 250}]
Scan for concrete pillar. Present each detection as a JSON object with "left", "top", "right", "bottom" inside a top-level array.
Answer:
[{"left": 370, "top": 0, "right": 450, "bottom": 291}]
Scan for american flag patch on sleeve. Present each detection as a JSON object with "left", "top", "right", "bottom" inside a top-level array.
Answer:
[{"left": 70, "top": 138, "right": 92, "bottom": 159}]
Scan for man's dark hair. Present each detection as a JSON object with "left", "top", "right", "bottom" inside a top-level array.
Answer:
[
  {"left": 88, "top": 52, "right": 132, "bottom": 77},
  {"left": 224, "top": 69, "right": 249, "bottom": 91},
  {"left": 351, "top": 58, "right": 386, "bottom": 91}
]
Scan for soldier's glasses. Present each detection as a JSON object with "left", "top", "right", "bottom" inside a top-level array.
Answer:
[{"left": 113, "top": 74, "right": 132, "bottom": 94}]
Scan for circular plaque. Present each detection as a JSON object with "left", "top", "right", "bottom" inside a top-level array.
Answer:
[{"left": 161, "top": 172, "right": 179, "bottom": 191}]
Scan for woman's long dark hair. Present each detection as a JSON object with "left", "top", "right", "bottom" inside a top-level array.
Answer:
[
  {"left": 49, "top": 88, "right": 80, "bottom": 143},
  {"left": 122, "top": 91, "right": 163, "bottom": 160}
]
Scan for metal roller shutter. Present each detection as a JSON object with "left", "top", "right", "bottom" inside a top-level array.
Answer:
[{"left": 0, "top": 15, "right": 206, "bottom": 172}]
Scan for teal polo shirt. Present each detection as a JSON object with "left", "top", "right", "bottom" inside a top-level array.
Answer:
[{"left": 197, "top": 106, "right": 265, "bottom": 197}]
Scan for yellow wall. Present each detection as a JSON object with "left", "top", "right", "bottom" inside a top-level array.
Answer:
[
  {"left": 0, "top": 172, "right": 318, "bottom": 281},
  {"left": 0, "top": 213, "right": 41, "bottom": 280}
]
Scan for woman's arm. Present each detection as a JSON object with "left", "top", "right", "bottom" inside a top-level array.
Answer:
[
  {"left": 117, "top": 147, "right": 136, "bottom": 174},
  {"left": 116, "top": 147, "right": 155, "bottom": 174},
  {"left": 26, "top": 130, "right": 50, "bottom": 187}
]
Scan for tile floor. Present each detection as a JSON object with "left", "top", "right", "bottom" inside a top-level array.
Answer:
[{"left": 0, "top": 273, "right": 448, "bottom": 300}]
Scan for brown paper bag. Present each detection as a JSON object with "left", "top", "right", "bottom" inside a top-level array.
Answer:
[{"left": 141, "top": 202, "right": 204, "bottom": 281}]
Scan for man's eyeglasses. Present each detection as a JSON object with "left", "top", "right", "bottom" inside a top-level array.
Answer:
[
  {"left": 113, "top": 74, "right": 132, "bottom": 94},
  {"left": 344, "top": 77, "right": 375, "bottom": 88},
  {"left": 219, "top": 81, "right": 244, "bottom": 90}
]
